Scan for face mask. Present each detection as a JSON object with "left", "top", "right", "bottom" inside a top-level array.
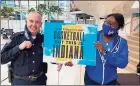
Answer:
[{"left": 102, "top": 23, "right": 117, "bottom": 37}]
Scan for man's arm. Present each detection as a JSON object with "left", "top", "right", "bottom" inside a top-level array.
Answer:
[
  {"left": 1, "top": 36, "right": 20, "bottom": 64},
  {"left": 1, "top": 34, "right": 32, "bottom": 64}
]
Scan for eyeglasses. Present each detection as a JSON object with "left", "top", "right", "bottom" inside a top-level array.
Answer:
[{"left": 104, "top": 20, "right": 118, "bottom": 29}]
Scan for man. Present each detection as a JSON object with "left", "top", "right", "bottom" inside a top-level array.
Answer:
[{"left": 1, "top": 11, "right": 47, "bottom": 85}]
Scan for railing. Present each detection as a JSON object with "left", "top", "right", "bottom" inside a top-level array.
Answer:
[
  {"left": 130, "top": 17, "right": 139, "bottom": 33},
  {"left": 120, "top": 17, "right": 139, "bottom": 35}
]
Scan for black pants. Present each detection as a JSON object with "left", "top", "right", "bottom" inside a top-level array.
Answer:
[{"left": 84, "top": 71, "right": 117, "bottom": 85}]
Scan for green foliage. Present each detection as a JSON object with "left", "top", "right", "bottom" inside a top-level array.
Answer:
[
  {"left": 28, "top": 4, "right": 63, "bottom": 16},
  {"left": 1, "top": 6, "right": 14, "bottom": 18},
  {"left": 49, "top": 6, "right": 62, "bottom": 15},
  {"left": 37, "top": 4, "right": 46, "bottom": 15},
  {"left": 28, "top": 8, "right": 36, "bottom": 13}
]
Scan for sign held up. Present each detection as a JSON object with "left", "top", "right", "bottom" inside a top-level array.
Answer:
[{"left": 43, "top": 22, "right": 97, "bottom": 66}]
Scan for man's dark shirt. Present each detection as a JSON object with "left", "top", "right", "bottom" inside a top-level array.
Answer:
[{"left": 1, "top": 31, "right": 44, "bottom": 76}]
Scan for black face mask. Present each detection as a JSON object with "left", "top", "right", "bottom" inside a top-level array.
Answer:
[{"left": 24, "top": 25, "right": 33, "bottom": 42}]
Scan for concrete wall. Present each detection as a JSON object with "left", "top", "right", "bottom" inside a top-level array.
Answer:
[{"left": 1, "top": 20, "right": 25, "bottom": 32}]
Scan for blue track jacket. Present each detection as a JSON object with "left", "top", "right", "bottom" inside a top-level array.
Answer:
[{"left": 86, "top": 30, "right": 129, "bottom": 84}]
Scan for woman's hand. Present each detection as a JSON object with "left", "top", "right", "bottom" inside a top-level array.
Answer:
[
  {"left": 65, "top": 61, "right": 73, "bottom": 67},
  {"left": 95, "top": 42, "right": 106, "bottom": 54}
]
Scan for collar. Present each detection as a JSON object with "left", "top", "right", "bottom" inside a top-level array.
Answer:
[{"left": 24, "top": 25, "right": 34, "bottom": 42}]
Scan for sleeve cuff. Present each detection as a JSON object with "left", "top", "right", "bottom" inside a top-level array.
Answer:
[{"left": 13, "top": 45, "right": 21, "bottom": 54}]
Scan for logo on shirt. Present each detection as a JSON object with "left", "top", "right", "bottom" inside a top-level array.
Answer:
[{"left": 25, "top": 31, "right": 30, "bottom": 40}]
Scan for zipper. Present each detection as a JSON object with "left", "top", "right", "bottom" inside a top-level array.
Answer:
[
  {"left": 99, "top": 52, "right": 106, "bottom": 85},
  {"left": 98, "top": 37, "right": 121, "bottom": 85},
  {"left": 102, "top": 60, "right": 106, "bottom": 85}
]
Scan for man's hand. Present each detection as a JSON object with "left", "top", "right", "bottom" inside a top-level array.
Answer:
[
  {"left": 57, "top": 64, "right": 63, "bottom": 72},
  {"left": 19, "top": 41, "right": 32, "bottom": 50},
  {"left": 95, "top": 42, "right": 106, "bottom": 54},
  {"left": 57, "top": 61, "right": 73, "bottom": 72}
]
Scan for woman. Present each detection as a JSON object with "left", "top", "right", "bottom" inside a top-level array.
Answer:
[{"left": 58, "top": 13, "right": 129, "bottom": 85}]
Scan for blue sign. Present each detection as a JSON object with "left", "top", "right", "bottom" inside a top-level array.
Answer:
[{"left": 43, "top": 22, "right": 97, "bottom": 66}]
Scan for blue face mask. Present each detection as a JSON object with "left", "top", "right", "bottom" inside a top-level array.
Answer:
[{"left": 102, "top": 23, "right": 117, "bottom": 37}]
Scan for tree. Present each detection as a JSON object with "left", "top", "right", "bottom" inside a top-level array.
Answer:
[
  {"left": 28, "top": 8, "right": 36, "bottom": 13},
  {"left": 1, "top": 6, "right": 14, "bottom": 18},
  {"left": 28, "top": 4, "right": 63, "bottom": 21},
  {"left": 49, "top": 6, "right": 62, "bottom": 16},
  {"left": 37, "top": 4, "right": 47, "bottom": 16},
  {"left": 1, "top": 6, "right": 14, "bottom": 29}
]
